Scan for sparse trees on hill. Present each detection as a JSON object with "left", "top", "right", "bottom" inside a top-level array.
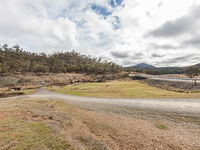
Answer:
[
  {"left": 0, "top": 44, "right": 122, "bottom": 76},
  {"left": 185, "top": 66, "right": 200, "bottom": 85},
  {"left": 185, "top": 66, "right": 200, "bottom": 78}
]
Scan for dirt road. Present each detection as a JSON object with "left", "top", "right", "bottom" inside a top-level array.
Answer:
[{"left": 2, "top": 88, "right": 200, "bottom": 119}]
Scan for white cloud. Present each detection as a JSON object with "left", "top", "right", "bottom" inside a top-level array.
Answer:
[{"left": 0, "top": 0, "right": 200, "bottom": 66}]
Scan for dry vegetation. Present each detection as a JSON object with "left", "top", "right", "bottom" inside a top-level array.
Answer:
[
  {"left": 0, "top": 73, "right": 93, "bottom": 88},
  {"left": 0, "top": 99, "right": 199, "bottom": 150},
  {"left": 0, "top": 86, "right": 37, "bottom": 98},
  {"left": 0, "top": 73, "right": 127, "bottom": 88},
  {"left": 0, "top": 73, "right": 127, "bottom": 98}
]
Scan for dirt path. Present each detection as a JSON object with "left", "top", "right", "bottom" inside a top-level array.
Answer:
[{"left": 1, "top": 88, "right": 200, "bottom": 118}]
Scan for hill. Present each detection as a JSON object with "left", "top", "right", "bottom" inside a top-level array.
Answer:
[
  {"left": 126, "top": 63, "right": 191, "bottom": 75},
  {"left": 194, "top": 63, "right": 200, "bottom": 68},
  {"left": 132, "top": 63, "right": 156, "bottom": 69},
  {"left": 0, "top": 44, "right": 122, "bottom": 76}
]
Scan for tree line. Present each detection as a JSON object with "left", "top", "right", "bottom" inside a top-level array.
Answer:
[{"left": 0, "top": 44, "right": 122, "bottom": 76}]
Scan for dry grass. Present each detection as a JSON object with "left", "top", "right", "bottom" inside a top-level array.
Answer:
[
  {"left": 0, "top": 118, "right": 70, "bottom": 150},
  {"left": 0, "top": 99, "right": 199, "bottom": 150},
  {"left": 0, "top": 99, "right": 112, "bottom": 150},
  {"left": 48, "top": 80, "right": 200, "bottom": 98}
]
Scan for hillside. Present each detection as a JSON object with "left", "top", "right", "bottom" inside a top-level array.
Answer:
[
  {"left": 132, "top": 63, "right": 156, "bottom": 69},
  {"left": 0, "top": 44, "right": 122, "bottom": 76},
  {"left": 194, "top": 63, "right": 200, "bottom": 68}
]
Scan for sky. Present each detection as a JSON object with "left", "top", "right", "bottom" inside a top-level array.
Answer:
[{"left": 0, "top": 0, "right": 200, "bottom": 67}]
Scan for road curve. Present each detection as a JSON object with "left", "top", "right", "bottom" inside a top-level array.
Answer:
[{"left": 1, "top": 88, "right": 200, "bottom": 117}]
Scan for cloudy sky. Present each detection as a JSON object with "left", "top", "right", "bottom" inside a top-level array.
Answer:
[{"left": 0, "top": 0, "right": 200, "bottom": 67}]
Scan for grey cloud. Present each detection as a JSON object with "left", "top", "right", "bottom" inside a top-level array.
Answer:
[
  {"left": 131, "top": 53, "right": 144, "bottom": 59},
  {"left": 182, "top": 36, "right": 200, "bottom": 48},
  {"left": 161, "top": 54, "right": 196, "bottom": 65},
  {"left": 146, "top": 12, "right": 152, "bottom": 18},
  {"left": 115, "top": 52, "right": 144, "bottom": 66},
  {"left": 147, "top": 17, "right": 193, "bottom": 37},
  {"left": 122, "top": 53, "right": 144, "bottom": 66},
  {"left": 158, "top": 1, "right": 163, "bottom": 7},
  {"left": 111, "top": 51, "right": 129, "bottom": 58},
  {"left": 121, "top": 60, "right": 133, "bottom": 66},
  {"left": 169, "top": 55, "right": 191, "bottom": 63},
  {"left": 147, "top": 5, "right": 200, "bottom": 38},
  {"left": 151, "top": 54, "right": 164, "bottom": 58},
  {"left": 149, "top": 43, "right": 179, "bottom": 50}
]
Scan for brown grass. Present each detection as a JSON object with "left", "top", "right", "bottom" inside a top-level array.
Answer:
[{"left": 0, "top": 99, "right": 199, "bottom": 150}]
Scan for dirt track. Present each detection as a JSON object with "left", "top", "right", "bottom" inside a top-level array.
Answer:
[{"left": 2, "top": 88, "right": 200, "bottom": 120}]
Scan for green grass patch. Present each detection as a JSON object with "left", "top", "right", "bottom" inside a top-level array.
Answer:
[
  {"left": 0, "top": 118, "right": 70, "bottom": 150},
  {"left": 21, "top": 89, "right": 35, "bottom": 95},
  {"left": 155, "top": 123, "right": 168, "bottom": 130},
  {"left": 47, "top": 81, "right": 193, "bottom": 98}
]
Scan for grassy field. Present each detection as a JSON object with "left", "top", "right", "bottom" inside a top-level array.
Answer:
[
  {"left": 47, "top": 80, "right": 200, "bottom": 98},
  {"left": 0, "top": 118, "right": 69, "bottom": 149}
]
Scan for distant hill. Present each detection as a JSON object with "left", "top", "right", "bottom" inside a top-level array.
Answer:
[
  {"left": 126, "top": 62, "right": 200, "bottom": 75},
  {"left": 194, "top": 63, "right": 200, "bottom": 68},
  {"left": 126, "top": 63, "right": 188, "bottom": 75},
  {"left": 131, "top": 63, "right": 156, "bottom": 69}
]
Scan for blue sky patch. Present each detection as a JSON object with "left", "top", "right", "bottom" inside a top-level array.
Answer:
[
  {"left": 109, "top": 0, "right": 123, "bottom": 7},
  {"left": 91, "top": 4, "right": 111, "bottom": 16},
  {"left": 113, "top": 16, "right": 121, "bottom": 30}
]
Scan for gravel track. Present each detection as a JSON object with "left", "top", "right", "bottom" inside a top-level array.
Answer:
[{"left": 1, "top": 88, "right": 200, "bottom": 118}]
